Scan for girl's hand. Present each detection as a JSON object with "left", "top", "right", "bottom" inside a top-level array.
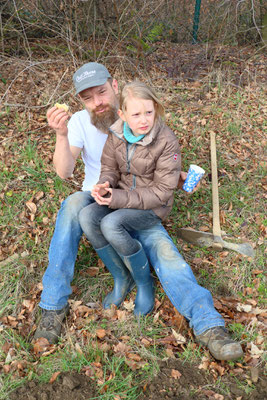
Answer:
[
  {"left": 91, "top": 181, "right": 110, "bottom": 198},
  {"left": 178, "top": 171, "right": 201, "bottom": 193},
  {"left": 94, "top": 188, "right": 113, "bottom": 205}
]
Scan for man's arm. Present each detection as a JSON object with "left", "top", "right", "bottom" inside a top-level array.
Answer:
[
  {"left": 47, "top": 106, "right": 82, "bottom": 178},
  {"left": 53, "top": 137, "right": 81, "bottom": 179}
]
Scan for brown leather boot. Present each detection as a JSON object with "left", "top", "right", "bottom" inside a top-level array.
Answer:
[
  {"left": 196, "top": 327, "right": 244, "bottom": 361},
  {"left": 33, "top": 304, "right": 69, "bottom": 344}
]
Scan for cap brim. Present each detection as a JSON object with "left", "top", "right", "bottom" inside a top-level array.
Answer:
[{"left": 75, "top": 77, "right": 109, "bottom": 95}]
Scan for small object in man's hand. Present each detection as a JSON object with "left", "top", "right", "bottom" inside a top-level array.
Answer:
[{"left": 54, "top": 103, "right": 69, "bottom": 112}]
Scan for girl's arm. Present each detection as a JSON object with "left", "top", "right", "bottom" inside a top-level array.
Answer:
[{"left": 109, "top": 136, "right": 181, "bottom": 210}]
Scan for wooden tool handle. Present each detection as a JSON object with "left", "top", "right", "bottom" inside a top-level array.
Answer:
[{"left": 210, "top": 132, "right": 222, "bottom": 242}]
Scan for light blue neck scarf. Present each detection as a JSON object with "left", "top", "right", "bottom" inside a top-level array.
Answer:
[{"left": 123, "top": 122, "right": 145, "bottom": 143}]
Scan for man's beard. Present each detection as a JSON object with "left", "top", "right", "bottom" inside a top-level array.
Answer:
[{"left": 90, "top": 105, "right": 118, "bottom": 133}]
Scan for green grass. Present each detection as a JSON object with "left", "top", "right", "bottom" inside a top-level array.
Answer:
[
  {"left": 0, "top": 328, "right": 155, "bottom": 400},
  {"left": 0, "top": 262, "right": 28, "bottom": 317},
  {"left": 228, "top": 322, "right": 259, "bottom": 343},
  {"left": 177, "top": 342, "right": 203, "bottom": 363}
]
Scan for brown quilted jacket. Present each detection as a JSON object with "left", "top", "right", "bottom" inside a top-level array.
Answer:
[{"left": 98, "top": 117, "right": 181, "bottom": 220}]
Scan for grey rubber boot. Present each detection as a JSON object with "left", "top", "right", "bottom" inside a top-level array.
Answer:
[
  {"left": 120, "top": 242, "right": 154, "bottom": 316},
  {"left": 33, "top": 304, "right": 70, "bottom": 344},
  {"left": 196, "top": 327, "right": 244, "bottom": 361},
  {"left": 96, "top": 244, "right": 135, "bottom": 309}
]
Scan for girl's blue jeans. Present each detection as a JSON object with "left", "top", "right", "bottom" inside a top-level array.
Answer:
[
  {"left": 40, "top": 191, "right": 224, "bottom": 335},
  {"left": 79, "top": 201, "right": 161, "bottom": 255}
]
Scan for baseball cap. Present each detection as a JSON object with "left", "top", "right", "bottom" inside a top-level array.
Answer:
[{"left": 73, "top": 62, "right": 111, "bottom": 95}]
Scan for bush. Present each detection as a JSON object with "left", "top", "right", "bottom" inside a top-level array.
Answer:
[{"left": 0, "top": 0, "right": 266, "bottom": 58}]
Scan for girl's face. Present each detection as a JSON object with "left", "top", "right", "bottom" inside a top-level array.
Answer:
[{"left": 118, "top": 97, "right": 156, "bottom": 136}]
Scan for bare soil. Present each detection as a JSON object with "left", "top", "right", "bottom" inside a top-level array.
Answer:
[
  {"left": 9, "top": 372, "right": 98, "bottom": 400},
  {"left": 142, "top": 359, "right": 266, "bottom": 400},
  {"left": 9, "top": 359, "right": 266, "bottom": 400}
]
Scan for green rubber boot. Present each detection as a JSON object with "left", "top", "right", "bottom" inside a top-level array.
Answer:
[
  {"left": 120, "top": 242, "right": 154, "bottom": 316},
  {"left": 96, "top": 244, "right": 135, "bottom": 309}
]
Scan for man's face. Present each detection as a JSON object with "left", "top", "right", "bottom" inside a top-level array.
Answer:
[{"left": 79, "top": 80, "right": 119, "bottom": 132}]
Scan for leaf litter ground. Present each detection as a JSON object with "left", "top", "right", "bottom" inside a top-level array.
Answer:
[{"left": 0, "top": 41, "right": 266, "bottom": 399}]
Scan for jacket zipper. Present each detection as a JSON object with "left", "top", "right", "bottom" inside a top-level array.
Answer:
[
  {"left": 126, "top": 143, "right": 137, "bottom": 189},
  {"left": 110, "top": 128, "right": 137, "bottom": 190}
]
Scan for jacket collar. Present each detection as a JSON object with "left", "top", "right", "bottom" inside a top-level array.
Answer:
[{"left": 109, "top": 117, "right": 164, "bottom": 146}]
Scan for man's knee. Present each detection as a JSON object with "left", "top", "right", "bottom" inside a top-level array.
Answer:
[
  {"left": 137, "top": 225, "right": 185, "bottom": 264},
  {"left": 62, "top": 192, "right": 91, "bottom": 216},
  {"left": 78, "top": 204, "right": 96, "bottom": 231}
]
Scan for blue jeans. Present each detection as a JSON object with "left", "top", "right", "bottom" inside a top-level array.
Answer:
[
  {"left": 40, "top": 191, "right": 224, "bottom": 335},
  {"left": 79, "top": 202, "right": 161, "bottom": 255}
]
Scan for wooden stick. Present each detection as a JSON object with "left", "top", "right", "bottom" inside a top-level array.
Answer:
[{"left": 210, "top": 131, "right": 223, "bottom": 250}]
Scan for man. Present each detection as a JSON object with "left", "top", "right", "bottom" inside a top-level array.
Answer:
[{"left": 34, "top": 62, "right": 243, "bottom": 361}]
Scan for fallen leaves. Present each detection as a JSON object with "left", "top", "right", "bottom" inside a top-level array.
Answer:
[
  {"left": 250, "top": 366, "right": 259, "bottom": 383},
  {"left": 249, "top": 343, "right": 264, "bottom": 357},
  {"left": 209, "top": 362, "right": 225, "bottom": 377},
  {"left": 141, "top": 338, "right": 151, "bottom": 347},
  {"left": 236, "top": 303, "right": 252, "bottom": 313},
  {"left": 96, "top": 328, "right": 107, "bottom": 339},
  {"left": 123, "top": 299, "right": 135, "bottom": 311},
  {"left": 83, "top": 362, "right": 104, "bottom": 381},
  {"left": 113, "top": 341, "right": 132, "bottom": 355},
  {"left": 171, "top": 369, "right": 182, "bottom": 379},
  {"left": 0, "top": 273, "right": 265, "bottom": 392},
  {"left": 1, "top": 316, "right": 18, "bottom": 328},
  {"left": 25, "top": 201, "right": 37, "bottom": 215},
  {"left": 25, "top": 191, "right": 45, "bottom": 222},
  {"left": 171, "top": 328, "right": 186, "bottom": 344},
  {"left": 202, "top": 389, "right": 224, "bottom": 399},
  {"left": 86, "top": 267, "right": 100, "bottom": 276},
  {"left": 33, "top": 337, "right": 54, "bottom": 356},
  {"left": 49, "top": 371, "right": 61, "bottom": 383},
  {"left": 0, "top": 44, "right": 266, "bottom": 400},
  {"left": 0, "top": 250, "right": 28, "bottom": 266},
  {"left": 199, "top": 356, "right": 210, "bottom": 371}
]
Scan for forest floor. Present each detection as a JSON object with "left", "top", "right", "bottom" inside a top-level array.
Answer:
[{"left": 0, "top": 40, "right": 266, "bottom": 399}]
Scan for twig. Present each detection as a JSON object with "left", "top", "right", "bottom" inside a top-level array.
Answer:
[
  {"left": 12, "top": 0, "right": 32, "bottom": 59},
  {"left": 47, "top": 68, "right": 69, "bottom": 105},
  {"left": 0, "top": 60, "right": 56, "bottom": 104},
  {"left": 251, "top": 0, "right": 263, "bottom": 42},
  {"left": 1, "top": 86, "right": 73, "bottom": 109}
]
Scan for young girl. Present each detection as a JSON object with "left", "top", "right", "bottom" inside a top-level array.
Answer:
[{"left": 79, "top": 81, "right": 181, "bottom": 316}]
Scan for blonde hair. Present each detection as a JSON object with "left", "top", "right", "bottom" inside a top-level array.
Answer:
[{"left": 120, "top": 81, "right": 164, "bottom": 118}]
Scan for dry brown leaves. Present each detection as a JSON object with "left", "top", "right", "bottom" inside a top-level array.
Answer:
[{"left": 0, "top": 278, "right": 266, "bottom": 384}]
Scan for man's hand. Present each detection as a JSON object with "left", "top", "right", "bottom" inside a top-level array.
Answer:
[
  {"left": 47, "top": 106, "right": 70, "bottom": 136},
  {"left": 178, "top": 171, "right": 201, "bottom": 193}
]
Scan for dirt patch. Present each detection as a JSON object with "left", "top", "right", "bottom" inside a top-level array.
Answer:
[
  {"left": 142, "top": 359, "right": 266, "bottom": 400},
  {"left": 9, "top": 360, "right": 266, "bottom": 400},
  {"left": 9, "top": 372, "right": 98, "bottom": 400}
]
